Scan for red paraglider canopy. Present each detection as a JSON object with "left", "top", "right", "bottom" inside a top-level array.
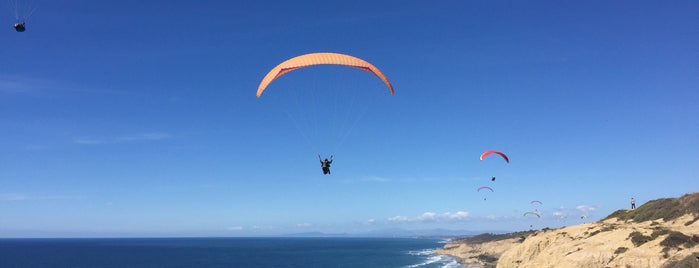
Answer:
[{"left": 480, "top": 150, "right": 509, "bottom": 163}]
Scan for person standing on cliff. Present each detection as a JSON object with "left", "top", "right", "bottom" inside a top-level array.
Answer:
[{"left": 630, "top": 197, "right": 636, "bottom": 209}]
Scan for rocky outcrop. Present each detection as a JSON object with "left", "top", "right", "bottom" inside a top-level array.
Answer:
[
  {"left": 435, "top": 238, "right": 515, "bottom": 267},
  {"left": 435, "top": 232, "right": 532, "bottom": 267}
]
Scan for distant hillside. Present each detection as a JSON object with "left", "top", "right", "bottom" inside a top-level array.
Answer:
[
  {"left": 282, "top": 228, "right": 492, "bottom": 238},
  {"left": 449, "top": 230, "right": 535, "bottom": 244},
  {"left": 604, "top": 192, "right": 699, "bottom": 223},
  {"left": 437, "top": 193, "right": 699, "bottom": 268}
]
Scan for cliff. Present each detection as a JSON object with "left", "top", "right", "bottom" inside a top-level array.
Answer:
[{"left": 438, "top": 193, "right": 699, "bottom": 268}]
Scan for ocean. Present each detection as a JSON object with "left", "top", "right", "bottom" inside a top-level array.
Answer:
[{"left": 0, "top": 237, "right": 461, "bottom": 268}]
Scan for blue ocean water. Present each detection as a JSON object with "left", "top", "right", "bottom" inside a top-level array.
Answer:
[{"left": 0, "top": 237, "right": 461, "bottom": 268}]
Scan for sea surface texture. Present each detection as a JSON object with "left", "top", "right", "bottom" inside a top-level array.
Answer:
[{"left": 0, "top": 237, "right": 460, "bottom": 268}]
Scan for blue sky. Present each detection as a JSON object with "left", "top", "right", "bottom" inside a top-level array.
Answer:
[{"left": 1, "top": 1, "right": 698, "bottom": 237}]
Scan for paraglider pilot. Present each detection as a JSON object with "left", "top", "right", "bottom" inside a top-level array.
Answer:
[
  {"left": 318, "top": 154, "right": 333, "bottom": 175},
  {"left": 14, "top": 22, "right": 26, "bottom": 32}
]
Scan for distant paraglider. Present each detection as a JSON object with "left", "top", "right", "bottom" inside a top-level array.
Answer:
[
  {"left": 531, "top": 200, "right": 543, "bottom": 205},
  {"left": 13, "top": 22, "right": 25, "bottom": 32},
  {"left": 480, "top": 150, "right": 509, "bottom": 163},
  {"left": 8, "top": 0, "right": 36, "bottom": 32},
  {"left": 480, "top": 150, "right": 508, "bottom": 181},
  {"left": 477, "top": 186, "right": 493, "bottom": 192},
  {"left": 477, "top": 186, "right": 493, "bottom": 201},
  {"left": 524, "top": 211, "right": 541, "bottom": 218}
]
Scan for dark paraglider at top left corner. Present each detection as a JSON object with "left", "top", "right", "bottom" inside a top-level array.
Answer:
[{"left": 8, "top": 0, "right": 36, "bottom": 32}]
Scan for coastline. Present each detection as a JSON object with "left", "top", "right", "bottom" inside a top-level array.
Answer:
[
  {"left": 434, "top": 231, "right": 535, "bottom": 268},
  {"left": 434, "top": 250, "right": 487, "bottom": 268},
  {"left": 434, "top": 241, "right": 501, "bottom": 268}
]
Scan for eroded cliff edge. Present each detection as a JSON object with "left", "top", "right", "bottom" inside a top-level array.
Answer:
[{"left": 437, "top": 193, "right": 699, "bottom": 268}]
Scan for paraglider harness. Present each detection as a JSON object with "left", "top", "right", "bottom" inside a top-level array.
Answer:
[
  {"left": 319, "top": 154, "right": 333, "bottom": 175},
  {"left": 14, "top": 22, "right": 26, "bottom": 32}
]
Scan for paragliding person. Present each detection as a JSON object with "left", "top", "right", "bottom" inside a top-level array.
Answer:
[
  {"left": 477, "top": 186, "right": 493, "bottom": 201},
  {"left": 9, "top": 0, "right": 37, "bottom": 33},
  {"left": 318, "top": 154, "right": 333, "bottom": 175},
  {"left": 13, "top": 22, "right": 25, "bottom": 32},
  {"left": 491, "top": 176, "right": 496, "bottom": 181}
]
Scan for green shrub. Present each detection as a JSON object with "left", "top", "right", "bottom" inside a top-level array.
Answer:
[
  {"left": 629, "top": 231, "right": 652, "bottom": 247},
  {"left": 604, "top": 209, "right": 629, "bottom": 221},
  {"left": 684, "top": 215, "right": 699, "bottom": 226},
  {"left": 650, "top": 228, "right": 669, "bottom": 239},
  {"left": 473, "top": 254, "right": 497, "bottom": 263},
  {"left": 659, "top": 231, "right": 696, "bottom": 249},
  {"left": 589, "top": 224, "right": 618, "bottom": 237},
  {"left": 614, "top": 247, "right": 628, "bottom": 254},
  {"left": 457, "top": 230, "right": 536, "bottom": 244},
  {"left": 587, "top": 230, "right": 601, "bottom": 237}
]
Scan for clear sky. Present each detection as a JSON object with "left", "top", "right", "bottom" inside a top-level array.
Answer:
[{"left": 1, "top": 1, "right": 698, "bottom": 237}]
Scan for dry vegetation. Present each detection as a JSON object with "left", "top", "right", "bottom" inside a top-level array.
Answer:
[
  {"left": 450, "top": 230, "right": 535, "bottom": 244},
  {"left": 604, "top": 193, "right": 699, "bottom": 222}
]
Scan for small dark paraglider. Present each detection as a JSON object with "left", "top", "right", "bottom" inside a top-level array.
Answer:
[
  {"left": 13, "top": 22, "right": 25, "bottom": 32},
  {"left": 318, "top": 155, "right": 333, "bottom": 175},
  {"left": 491, "top": 176, "right": 496, "bottom": 181},
  {"left": 477, "top": 186, "right": 493, "bottom": 201},
  {"left": 8, "top": 0, "right": 36, "bottom": 33}
]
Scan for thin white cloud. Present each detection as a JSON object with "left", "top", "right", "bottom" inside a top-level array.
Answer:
[
  {"left": 226, "top": 226, "right": 244, "bottom": 231},
  {"left": 388, "top": 215, "right": 409, "bottom": 222},
  {"left": 23, "top": 144, "right": 47, "bottom": 151},
  {"left": 417, "top": 212, "right": 437, "bottom": 221},
  {"left": 551, "top": 205, "right": 597, "bottom": 219},
  {"left": 296, "top": 223, "right": 313, "bottom": 228},
  {"left": 552, "top": 211, "right": 568, "bottom": 219},
  {"left": 388, "top": 211, "right": 470, "bottom": 223},
  {"left": 360, "top": 176, "right": 391, "bottom": 182},
  {"left": 0, "top": 193, "right": 77, "bottom": 202},
  {"left": 445, "top": 211, "right": 469, "bottom": 220},
  {"left": 74, "top": 132, "right": 171, "bottom": 145},
  {"left": 483, "top": 214, "right": 516, "bottom": 221},
  {"left": 252, "top": 225, "right": 278, "bottom": 230},
  {"left": 116, "top": 133, "right": 171, "bottom": 142},
  {"left": 0, "top": 75, "right": 129, "bottom": 96},
  {"left": 576, "top": 205, "right": 596, "bottom": 213},
  {"left": 74, "top": 138, "right": 106, "bottom": 145},
  {"left": 342, "top": 175, "right": 472, "bottom": 184},
  {"left": 0, "top": 75, "right": 49, "bottom": 94}
]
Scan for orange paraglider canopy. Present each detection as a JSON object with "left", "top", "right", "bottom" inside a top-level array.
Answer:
[
  {"left": 256, "top": 52, "right": 394, "bottom": 97},
  {"left": 480, "top": 150, "right": 509, "bottom": 163}
]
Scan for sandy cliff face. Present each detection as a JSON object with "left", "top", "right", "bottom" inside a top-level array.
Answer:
[
  {"left": 438, "top": 193, "right": 699, "bottom": 268},
  {"left": 497, "top": 215, "right": 698, "bottom": 268}
]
